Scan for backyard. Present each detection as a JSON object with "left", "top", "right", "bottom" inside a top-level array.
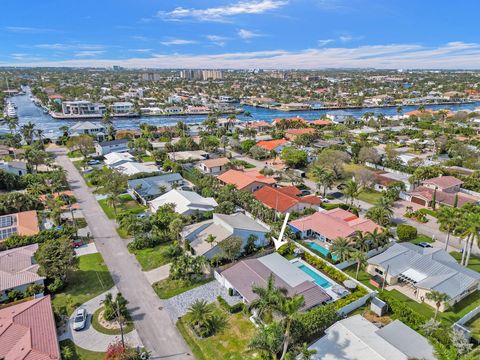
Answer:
[
  {"left": 176, "top": 303, "right": 257, "bottom": 360},
  {"left": 98, "top": 194, "right": 146, "bottom": 219},
  {"left": 60, "top": 339, "right": 104, "bottom": 360},
  {"left": 131, "top": 242, "right": 174, "bottom": 271},
  {"left": 52, "top": 253, "right": 114, "bottom": 315}
]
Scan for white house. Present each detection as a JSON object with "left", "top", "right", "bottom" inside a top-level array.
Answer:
[
  {"left": 0, "top": 160, "right": 27, "bottom": 176},
  {"left": 114, "top": 162, "right": 158, "bottom": 176},
  {"left": 104, "top": 152, "right": 135, "bottom": 168},
  {"left": 149, "top": 189, "right": 218, "bottom": 215},
  {"left": 69, "top": 121, "right": 106, "bottom": 140},
  {"left": 111, "top": 101, "right": 134, "bottom": 114},
  {"left": 198, "top": 157, "right": 230, "bottom": 174},
  {"left": 62, "top": 100, "right": 106, "bottom": 115},
  {"left": 95, "top": 139, "right": 129, "bottom": 155}
]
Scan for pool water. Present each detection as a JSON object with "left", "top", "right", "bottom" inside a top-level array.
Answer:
[
  {"left": 306, "top": 242, "right": 338, "bottom": 261},
  {"left": 296, "top": 263, "right": 332, "bottom": 288}
]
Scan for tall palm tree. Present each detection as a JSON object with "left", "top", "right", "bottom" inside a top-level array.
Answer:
[
  {"left": 1, "top": 117, "right": 19, "bottom": 135},
  {"left": 437, "top": 206, "right": 459, "bottom": 251},
  {"left": 331, "top": 237, "right": 354, "bottom": 262},
  {"left": 426, "top": 291, "right": 450, "bottom": 319},
  {"left": 351, "top": 250, "right": 367, "bottom": 280},
  {"left": 367, "top": 228, "right": 388, "bottom": 250},
  {"left": 344, "top": 179, "right": 361, "bottom": 207},
  {"left": 279, "top": 294, "right": 305, "bottom": 360},
  {"left": 352, "top": 230, "right": 370, "bottom": 253},
  {"left": 366, "top": 206, "right": 392, "bottom": 227},
  {"left": 461, "top": 213, "right": 480, "bottom": 267},
  {"left": 249, "top": 274, "right": 287, "bottom": 323},
  {"left": 298, "top": 342, "right": 317, "bottom": 360},
  {"left": 249, "top": 322, "right": 284, "bottom": 360},
  {"left": 20, "top": 121, "right": 36, "bottom": 145}
]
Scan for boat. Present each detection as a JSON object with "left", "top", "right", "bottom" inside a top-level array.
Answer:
[{"left": 4, "top": 102, "right": 17, "bottom": 118}]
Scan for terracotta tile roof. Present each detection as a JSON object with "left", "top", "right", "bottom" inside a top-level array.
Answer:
[
  {"left": 245, "top": 121, "right": 272, "bottom": 129},
  {"left": 289, "top": 208, "right": 381, "bottom": 240},
  {"left": 272, "top": 117, "right": 307, "bottom": 125},
  {"left": 0, "top": 244, "right": 44, "bottom": 293},
  {"left": 309, "top": 119, "right": 333, "bottom": 126},
  {"left": 284, "top": 128, "right": 315, "bottom": 137},
  {"left": 422, "top": 176, "right": 463, "bottom": 190},
  {"left": 16, "top": 211, "right": 40, "bottom": 237},
  {"left": 409, "top": 186, "right": 477, "bottom": 207},
  {"left": 0, "top": 296, "right": 60, "bottom": 360},
  {"left": 256, "top": 139, "right": 289, "bottom": 151},
  {"left": 253, "top": 186, "right": 320, "bottom": 213},
  {"left": 217, "top": 169, "right": 276, "bottom": 190},
  {"left": 200, "top": 157, "right": 230, "bottom": 168},
  {"left": 39, "top": 191, "right": 80, "bottom": 210}
]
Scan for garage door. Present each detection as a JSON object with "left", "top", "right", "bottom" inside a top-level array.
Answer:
[{"left": 411, "top": 196, "right": 427, "bottom": 206}]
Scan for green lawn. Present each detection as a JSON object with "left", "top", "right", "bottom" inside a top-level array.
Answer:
[
  {"left": 177, "top": 303, "right": 257, "bottom": 360},
  {"left": 409, "top": 234, "right": 434, "bottom": 245},
  {"left": 450, "top": 251, "right": 480, "bottom": 272},
  {"left": 91, "top": 306, "right": 134, "bottom": 335},
  {"left": 67, "top": 150, "right": 83, "bottom": 158},
  {"left": 418, "top": 208, "right": 438, "bottom": 218},
  {"left": 343, "top": 266, "right": 378, "bottom": 291},
  {"left": 131, "top": 243, "right": 173, "bottom": 271},
  {"left": 466, "top": 313, "right": 480, "bottom": 341},
  {"left": 116, "top": 227, "right": 130, "bottom": 239},
  {"left": 98, "top": 194, "right": 146, "bottom": 219},
  {"left": 357, "top": 189, "right": 383, "bottom": 205},
  {"left": 140, "top": 154, "right": 155, "bottom": 162},
  {"left": 153, "top": 278, "right": 213, "bottom": 299},
  {"left": 52, "top": 253, "right": 114, "bottom": 315},
  {"left": 60, "top": 339, "right": 105, "bottom": 360}
]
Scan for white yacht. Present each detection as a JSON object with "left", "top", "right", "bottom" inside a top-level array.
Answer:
[{"left": 4, "top": 102, "right": 17, "bottom": 118}]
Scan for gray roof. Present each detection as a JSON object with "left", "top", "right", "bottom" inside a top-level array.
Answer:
[
  {"left": 128, "top": 173, "right": 184, "bottom": 198},
  {"left": 368, "top": 243, "right": 480, "bottom": 298},
  {"left": 376, "top": 320, "right": 435, "bottom": 360},
  {"left": 215, "top": 213, "right": 269, "bottom": 233},
  {"left": 221, "top": 252, "right": 331, "bottom": 309},
  {"left": 98, "top": 138, "right": 129, "bottom": 147}
]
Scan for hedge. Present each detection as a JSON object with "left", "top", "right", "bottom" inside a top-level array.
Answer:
[
  {"left": 396, "top": 224, "right": 418, "bottom": 242},
  {"left": 2, "top": 227, "right": 75, "bottom": 250},
  {"left": 302, "top": 252, "right": 349, "bottom": 283},
  {"left": 292, "top": 303, "right": 338, "bottom": 343},
  {"left": 217, "top": 296, "right": 245, "bottom": 314},
  {"left": 378, "top": 291, "right": 427, "bottom": 331}
]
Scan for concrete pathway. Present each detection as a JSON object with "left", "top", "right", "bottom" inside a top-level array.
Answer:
[
  {"left": 74, "top": 242, "right": 98, "bottom": 257},
  {"left": 60, "top": 288, "right": 143, "bottom": 352},
  {"left": 144, "top": 264, "right": 171, "bottom": 285},
  {"left": 164, "top": 281, "right": 242, "bottom": 321},
  {"left": 51, "top": 147, "right": 192, "bottom": 359}
]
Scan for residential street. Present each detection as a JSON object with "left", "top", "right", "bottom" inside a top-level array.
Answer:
[{"left": 51, "top": 147, "right": 192, "bottom": 359}]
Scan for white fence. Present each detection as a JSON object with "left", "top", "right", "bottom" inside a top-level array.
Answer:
[
  {"left": 460, "top": 188, "right": 480, "bottom": 198},
  {"left": 337, "top": 293, "right": 376, "bottom": 317},
  {"left": 335, "top": 244, "right": 391, "bottom": 270},
  {"left": 452, "top": 305, "right": 480, "bottom": 339}
]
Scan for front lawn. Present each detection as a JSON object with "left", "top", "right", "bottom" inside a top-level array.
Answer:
[
  {"left": 98, "top": 194, "right": 146, "bottom": 220},
  {"left": 60, "top": 339, "right": 104, "bottom": 360},
  {"left": 153, "top": 278, "right": 213, "bottom": 299},
  {"left": 131, "top": 243, "right": 173, "bottom": 271},
  {"left": 52, "top": 253, "right": 114, "bottom": 315},
  {"left": 91, "top": 306, "right": 134, "bottom": 335},
  {"left": 177, "top": 303, "right": 257, "bottom": 360},
  {"left": 357, "top": 189, "right": 383, "bottom": 205},
  {"left": 409, "top": 234, "right": 433, "bottom": 245}
]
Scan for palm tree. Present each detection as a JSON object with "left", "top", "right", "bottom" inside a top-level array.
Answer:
[
  {"left": 461, "top": 213, "right": 480, "bottom": 267},
  {"left": 279, "top": 295, "right": 305, "bottom": 360},
  {"left": 206, "top": 234, "right": 217, "bottom": 248},
  {"left": 20, "top": 122, "right": 36, "bottom": 145},
  {"left": 344, "top": 179, "right": 361, "bottom": 207},
  {"left": 1, "top": 116, "right": 19, "bottom": 135},
  {"left": 367, "top": 228, "right": 389, "bottom": 250},
  {"left": 437, "top": 206, "right": 459, "bottom": 251},
  {"left": 249, "top": 322, "right": 284, "bottom": 360},
  {"left": 351, "top": 250, "right": 367, "bottom": 280},
  {"left": 248, "top": 274, "right": 287, "bottom": 323},
  {"left": 426, "top": 291, "right": 450, "bottom": 319},
  {"left": 352, "top": 230, "right": 370, "bottom": 253},
  {"left": 330, "top": 237, "right": 354, "bottom": 262},
  {"left": 298, "top": 343, "right": 317, "bottom": 360},
  {"left": 186, "top": 299, "right": 212, "bottom": 330},
  {"left": 366, "top": 206, "right": 392, "bottom": 227}
]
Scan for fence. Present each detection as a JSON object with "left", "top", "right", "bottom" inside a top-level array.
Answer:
[
  {"left": 452, "top": 305, "right": 480, "bottom": 339},
  {"left": 365, "top": 162, "right": 411, "bottom": 177},
  {"left": 337, "top": 293, "right": 376, "bottom": 317},
  {"left": 460, "top": 188, "right": 480, "bottom": 198},
  {"left": 335, "top": 244, "right": 391, "bottom": 270}
]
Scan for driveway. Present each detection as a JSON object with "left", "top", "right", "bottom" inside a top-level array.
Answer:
[
  {"left": 51, "top": 148, "right": 192, "bottom": 359},
  {"left": 60, "top": 288, "right": 142, "bottom": 352},
  {"left": 164, "top": 280, "right": 242, "bottom": 321}
]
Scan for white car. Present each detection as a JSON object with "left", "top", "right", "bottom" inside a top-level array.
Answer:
[{"left": 73, "top": 308, "right": 87, "bottom": 331}]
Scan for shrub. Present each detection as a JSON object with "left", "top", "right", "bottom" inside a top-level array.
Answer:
[
  {"left": 277, "top": 242, "right": 296, "bottom": 256},
  {"left": 378, "top": 291, "right": 427, "bottom": 331},
  {"left": 302, "top": 252, "right": 348, "bottom": 283},
  {"left": 291, "top": 303, "right": 338, "bottom": 343},
  {"left": 217, "top": 296, "right": 245, "bottom": 314},
  {"left": 396, "top": 224, "right": 417, "bottom": 241}
]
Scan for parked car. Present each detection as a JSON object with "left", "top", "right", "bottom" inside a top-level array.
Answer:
[
  {"left": 87, "top": 159, "right": 100, "bottom": 165},
  {"left": 73, "top": 308, "right": 88, "bottom": 331},
  {"left": 320, "top": 197, "right": 329, "bottom": 203},
  {"left": 417, "top": 242, "right": 433, "bottom": 248},
  {"left": 300, "top": 189, "right": 311, "bottom": 196}
]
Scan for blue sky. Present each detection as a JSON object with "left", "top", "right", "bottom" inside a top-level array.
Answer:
[{"left": 2, "top": 0, "right": 480, "bottom": 69}]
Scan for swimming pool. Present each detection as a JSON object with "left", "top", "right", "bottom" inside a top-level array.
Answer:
[
  {"left": 296, "top": 263, "right": 332, "bottom": 288},
  {"left": 306, "top": 242, "right": 338, "bottom": 261}
]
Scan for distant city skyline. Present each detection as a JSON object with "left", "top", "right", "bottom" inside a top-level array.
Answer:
[{"left": 2, "top": 1, "right": 480, "bottom": 69}]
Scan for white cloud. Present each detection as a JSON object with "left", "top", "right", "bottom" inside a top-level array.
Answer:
[
  {"left": 33, "top": 43, "right": 105, "bottom": 51},
  {"left": 238, "top": 29, "right": 263, "bottom": 39},
  {"left": 158, "top": 0, "right": 288, "bottom": 22},
  {"left": 160, "top": 39, "right": 196, "bottom": 46},
  {"left": 7, "top": 42, "right": 480, "bottom": 70},
  {"left": 318, "top": 39, "right": 334, "bottom": 47},
  {"left": 128, "top": 49, "right": 153, "bottom": 53},
  {"left": 74, "top": 50, "right": 105, "bottom": 57},
  {"left": 5, "top": 26, "right": 54, "bottom": 33},
  {"left": 206, "top": 35, "right": 228, "bottom": 46}
]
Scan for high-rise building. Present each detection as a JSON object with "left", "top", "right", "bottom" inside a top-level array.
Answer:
[
  {"left": 141, "top": 72, "right": 162, "bottom": 81},
  {"left": 179, "top": 69, "right": 203, "bottom": 80},
  {"left": 202, "top": 70, "right": 223, "bottom": 80}
]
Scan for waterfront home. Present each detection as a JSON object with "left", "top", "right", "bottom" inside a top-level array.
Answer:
[
  {"left": 181, "top": 213, "right": 269, "bottom": 258},
  {"left": 68, "top": 121, "right": 106, "bottom": 140},
  {"left": 95, "top": 138, "right": 129, "bottom": 155},
  {"left": 307, "top": 314, "right": 434, "bottom": 360},
  {"left": 284, "top": 128, "right": 315, "bottom": 141},
  {"left": 326, "top": 111, "right": 357, "bottom": 124},
  {"left": 288, "top": 209, "right": 380, "bottom": 252},
  {"left": 111, "top": 101, "right": 133, "bottom": 114},
  {"left": 62, "top": 100, "right": 106, "bottom": 116},
  {"left": 243, "top": 121, "right": 272, "bottom": 132},
  {"left": 149, "top": 189, "right": 217, "bottom": 215},
  {"left": 367, "top": 243, "right": 480, "bottom": 311},
  {"left": 0, "top": 296, "right": 61, "bottom": 359},
  {"left": 309, "top": 119, "right": 333, "bottom": 127},
  {"left": 217, "top": 252, "right": 332, "bottom": 309},
  {"left": 0, "top": 160, "right": 27, "bottom": 176},
  {"left": 127, "top": 173, "right": 185, "bottom": 204},
  {"left": 217, "top": 169, "right": 276, "bottom": 192},
  {"left": 255, "top": 139, "right": 289, "bottom": 153},
  {"left": 406, "top": 175, "right": 478, "bottom": 208},
  {"left": 253, "top": 186, "right": 321, "bottom": 214},
  {"left": 0, "top": 244, "right": 45, "bottom": 301},
  {"left": 0, "top": 211, "right": 39, "bottom": 242},
  {"left": 198, "top": 157, "right": 230, "bottom": 175}
]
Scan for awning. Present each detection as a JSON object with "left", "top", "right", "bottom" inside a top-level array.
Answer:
[{"left": 401, "top": 269, "right": 427, "bottom": 283}]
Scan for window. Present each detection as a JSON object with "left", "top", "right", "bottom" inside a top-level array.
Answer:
[{"left": 374, "top": 268, "right": 383, "bottom": 275}]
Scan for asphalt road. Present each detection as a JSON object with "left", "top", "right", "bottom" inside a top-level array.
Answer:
[{"left": 52, "top": 148, "right": 191, "bottom": 359}]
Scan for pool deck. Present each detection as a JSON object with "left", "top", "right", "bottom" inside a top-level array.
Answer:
[{"left": 290, "top": 258, "right": 348, "bottom": 301}]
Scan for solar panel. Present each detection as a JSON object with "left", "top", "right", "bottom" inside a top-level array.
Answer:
[
  {"left": 0, "top": 227, "right": 17, "bottom": 239},
  {"left": 0, "top": 216, "right": 13, "bottom": 228}
]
